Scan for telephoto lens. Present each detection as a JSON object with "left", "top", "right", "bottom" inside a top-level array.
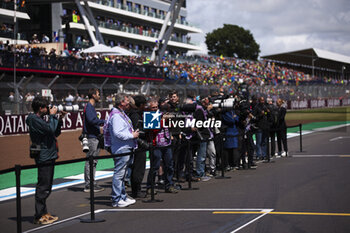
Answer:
[
  {"left": 81, "top": 137, "right": 89, "bottom": 153},
  {"left": 57, "top": 104, "right": 79, "bottom": 112}
]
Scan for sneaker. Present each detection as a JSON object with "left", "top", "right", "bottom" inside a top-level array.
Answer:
[
  {"left": 33, "top": 215, "right": 56, "bottom": 225},
  {"left": 84, "top": 185, "right": 105, "bottom": 193},
  {"left": 44, "top": 213, "right": 58, "bottom": 222},
  {"left": 248, "top": 163, "right": 257, "bottom": 169},
  {"left": 165, "top": 186, "right": 178, "bottom": 193},
  {"left": 125, "top": 197, "right": 136, "bottom": 205},
  {"left": 112, "top": 199, "right": 131, "bottom": 208},
  {"left": 200, "top": 176, "right": 211, "bottom": 182}
]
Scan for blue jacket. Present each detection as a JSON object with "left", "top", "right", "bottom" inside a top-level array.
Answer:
[
  {"left": 83, "top": 102, "right": 105, "bottom": 138},
  {"left": 222, "top": 110, "right": 239, "bottom": 149}
]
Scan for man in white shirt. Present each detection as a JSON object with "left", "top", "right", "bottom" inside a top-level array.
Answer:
[{"left": 107, "top": 93, "right": 139, "bottom": 207}]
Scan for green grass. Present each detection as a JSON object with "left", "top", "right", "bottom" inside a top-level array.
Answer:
[{"left": 286, "top": 107, "right": 350, "bottom": 122}]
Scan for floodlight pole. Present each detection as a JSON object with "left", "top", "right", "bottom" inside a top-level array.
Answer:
[
  {"left": 13, "top": 0, "right": 19, "bottom": 114},
  {"left": 312, "top": 57, "right": 318, "bottom": 78}
]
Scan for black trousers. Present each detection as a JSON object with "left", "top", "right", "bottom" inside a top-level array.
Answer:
[
  {"left": 131, "top": 150, "right": 146, "bottom": 195},
  {"left": 171, "top": 135, "right": 183, "bottom": 179},
  {"left": 223, "top": 148, "right": 239, "bottom": 168},
  {"left": 277, "top": 128, "right": 288, "bottom": 153},
  {"left": 35, "top": 160, "right": 55, "bottom": 219},
  {"left": 269, "top": 130, "right": 277, "bottom": 156},
  {"left": 241, "top": 132, "right": 255, "bottom": 166}
]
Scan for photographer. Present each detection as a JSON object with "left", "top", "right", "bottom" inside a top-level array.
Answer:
[
  {"left": 267, "top": 97, "right": 279, "bottom": 158},
  {"left": 128, "top": 95, "right": 147, "bottom": 198},
  {"left": 26, "top": 97, "right": 65, "bottom": 225},
  {"left": 193, "top": 95, "right": 212, "bottom": 181},
  {"left": 205, "top": 98, "right": 217, "bottom": 176},
  {"left": 82, "top": 88, "right": 105, "bottom": 193},
  {"left": 238, "top": 98, "right": 257, "bottom": 169},
  {"left": 167, "top": 90, "right": 183, "bottom": 181},
  {"left": 146, "top": 100, "right": 178, "bottom": 194},
  {"left": 222, "top": 106, "right": 240, "bottom": 170},
  {"left": 252, "top": 96, "right": 270, "bottom": 161}
]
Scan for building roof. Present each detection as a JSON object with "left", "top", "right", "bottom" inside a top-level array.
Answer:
[{"left": 261, "top": 48, "right": 350, "bottom": 71}]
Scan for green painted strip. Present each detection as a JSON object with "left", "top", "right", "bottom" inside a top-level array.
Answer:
[
  {"left": 0, "top": 152, "right": 150, "bottom": 190},
  {"left": 0, "top": 120, "right": 348, "bottom": 190}
]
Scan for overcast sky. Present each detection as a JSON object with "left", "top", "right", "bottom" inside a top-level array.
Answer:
[{"left": 186, "top": 0, "right": 350, "bottom": 57}]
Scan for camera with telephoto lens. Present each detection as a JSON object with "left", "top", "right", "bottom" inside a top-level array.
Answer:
[
  {"left": 212, "top": 97, "right": 237, "bottom": 109},
  {"left": 48, "top": 104, "right": 79, "bottom": 112},
  {"left": 79, "top": 134, "right": 89, "bottom": 153}
]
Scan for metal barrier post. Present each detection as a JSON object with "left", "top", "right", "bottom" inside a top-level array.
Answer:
[
  {"left": 81, "top": 155, "right": 105, "bottom": 223},
  {"left": 299, "top": 124, "right": 303, "bottom": 152},
  {"left": 15, "top": 165, "right": 22, "bottom": 233},
  {"left": 143, "top": 145, "right": 163, "bottom": 203}
]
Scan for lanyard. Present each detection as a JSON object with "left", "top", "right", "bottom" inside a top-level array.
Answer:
[{"left": 114, "top": 108, "right": 133, "bottom": 133}]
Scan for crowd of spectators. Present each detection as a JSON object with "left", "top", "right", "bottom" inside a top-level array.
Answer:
[{"left": 0, "top": 41, "right": 349, "bottom": 106}]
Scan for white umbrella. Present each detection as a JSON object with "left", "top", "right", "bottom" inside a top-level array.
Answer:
[
  {"left": 81, "top": 44, "right": 115, "bottom": 53},
  {"left": 111, "top": 46, "right": 139, "bottom": 56}
]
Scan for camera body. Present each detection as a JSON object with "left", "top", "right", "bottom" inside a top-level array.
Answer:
[{"left": 29, "top": 144, "right": 41, "bottom": 159}]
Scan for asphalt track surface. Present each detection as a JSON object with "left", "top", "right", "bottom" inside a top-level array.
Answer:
[{"left": 1, "top": 126, "right": 350, "bottom": 233}]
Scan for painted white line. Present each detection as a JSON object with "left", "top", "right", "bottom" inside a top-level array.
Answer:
[
  {"left": 103, "top": 208, "right": 267, "bottom": 212},
  {"left": 66, "top": 171, "right": 113, "bottom": 180},
  {"left": 230, "top": 209, "right": 274, "bottom": 233},
  {"left": 313, "top": 123, "right": 350, "bottom": 132},
  {"left": 292, "top": 154, "right": 345, "bottom": 158},
  {"left": 22, "top": 208, "right": 269, "bottom": 233},
  {"left": 329, "top": 136, "right": 350, "bottom": 142}
]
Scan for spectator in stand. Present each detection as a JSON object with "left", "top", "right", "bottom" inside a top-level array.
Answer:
[
  {"left": 41, "top": 34, "right": 50, "bottom": 43},
  {"left": 8, "top": 91, "right": 14, "bottom": 102},
  {"left": 31, "top": 34, "right": 40, "bottom": 44},
  {"left": 65, "top": 92, "right": 74, "bottom": 106}
]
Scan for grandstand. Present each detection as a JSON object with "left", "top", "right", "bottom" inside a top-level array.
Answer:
[{"left": 262, "top": 48, "right": 350, "bottom": 81}]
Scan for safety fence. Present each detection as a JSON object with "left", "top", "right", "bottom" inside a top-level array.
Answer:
[
  {"left": 0, "top": 124, "right": 302, "bottom": 233},
  {"left": 287, "top": 98, "right": 350, "bottom": 109}
]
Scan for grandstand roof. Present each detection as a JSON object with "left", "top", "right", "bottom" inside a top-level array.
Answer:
[{"left": 261, "top": 48, "right": 350, "bottom": 71}]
